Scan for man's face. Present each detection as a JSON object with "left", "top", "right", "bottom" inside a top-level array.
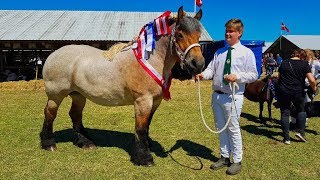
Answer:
[{"left": 225, "top": 27, "right": 242, "bottom": 46}]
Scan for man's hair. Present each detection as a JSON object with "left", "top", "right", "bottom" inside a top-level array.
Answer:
[{"left": 225, "top": 18, "right": 244, "bottom": 37}]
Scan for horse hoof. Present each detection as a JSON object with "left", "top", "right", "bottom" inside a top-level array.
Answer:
[
  {"left": 133, "top": 160, "right": 154, "bottom": 167},
  {"left": 82, "top": 143, "right": 96, "bottom": 150},
  {"left": 143, "top": 161, "right": 155, "bottom": 167},
  {"left": 132, "top": 157, "right": 154, "bottom": 167},
  {"left": 43, "top": 145, "right": 56, "bottom": 151}
]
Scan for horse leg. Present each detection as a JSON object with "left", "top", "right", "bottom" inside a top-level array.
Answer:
[
  {"left": 131, "top": 97, "right": 161, "bottom": 166},
  {"left": 40, "top": 97, "right": 63, "bottom": 151},
  {"left": 146, "top": 100, "right": 162, "bottom": 147},
  {"left": 267, "top": 99, "right": 272, "bottom": 122},
  {"left": 259, "top": 102, "right": 266, "bottom": 125},
  {"left": 69, "top": 92, "right": 95, "bottom": 149}
]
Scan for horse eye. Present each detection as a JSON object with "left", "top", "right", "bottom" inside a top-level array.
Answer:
[{"left": 177, "top": 33, "right": 183, "bottom": 39}]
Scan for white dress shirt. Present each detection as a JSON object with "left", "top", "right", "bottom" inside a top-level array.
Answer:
[{"left": 202, "top": 41, "right": 258, "bottom": 94}]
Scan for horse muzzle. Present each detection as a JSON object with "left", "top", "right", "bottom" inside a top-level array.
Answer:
[{"left": 182, "top": 56, "right": 205, "bottom": 75}]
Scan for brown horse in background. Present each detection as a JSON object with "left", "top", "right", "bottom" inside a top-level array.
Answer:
[{"left": 244, "top": 76, "right": 276, "bottom": 125}]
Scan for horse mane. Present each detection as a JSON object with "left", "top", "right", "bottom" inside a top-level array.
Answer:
[{"left": 102, "top": 42, "right": 133, "bottom": 60}]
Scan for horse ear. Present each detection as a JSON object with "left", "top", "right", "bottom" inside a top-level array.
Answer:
[
  {"left": 177, "top": 6, "right": 184, "bottom": 24},
  {"left": 194, "top": 9, "right": 202, "bottom": 20}
]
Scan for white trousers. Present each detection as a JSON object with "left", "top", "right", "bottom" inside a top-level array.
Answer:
[{"left": 212, "top": 93, "right": 244, "bottom": 163}]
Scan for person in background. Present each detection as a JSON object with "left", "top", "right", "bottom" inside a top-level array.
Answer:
[
  {"left": 195, "top": 18, "right": 258, "bottom": 175},
  {"left": 262, "top": 53, "right": 268, "bottom": 74},
  {"left": 307, "top": 50, "right": 320, "bottom": 80},
  {"left": 304, "top": 49, "right": 319, "bottom": 101},
  {"left": 290, "top": 49, "right": 318, "bottom": 129},
  {"left": 265, "top": 53, "right": 277, "bottom": 76},
  {"left": 277, "top": 49, "right": 316, "bottom": 145},
  {"left": 276, "top": 53, "right": 283, "bottom": 72}
]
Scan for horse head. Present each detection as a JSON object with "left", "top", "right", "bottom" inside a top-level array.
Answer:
[{"left": 170, "top": 6, "right": 205, "bottom": 76}]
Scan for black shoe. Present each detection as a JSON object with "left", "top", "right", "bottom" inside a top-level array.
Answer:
[
  {"left": 226, "top": 162, "right": 242, "bottom": 175},
  {"left": 210, "top": 157, "right": 230, "bottom": 170}
]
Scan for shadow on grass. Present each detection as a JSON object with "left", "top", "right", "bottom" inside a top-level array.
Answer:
[
  {"left": 241, "top": 112, "right": 318, "bottom": 135},
  {"left": 241, "top": 112, "right": 283, "bottom": 142},
  {"left": 241, "top": 125, "right": 282, "bottom": 142},
  {"left": 241, "top": 112, "right": 280, "bottom": 126},
  {"left": 54, "top": 128, "right": 168, "bottom": 160},
  {"left": 166, "top": 139, "right": 219, "bottom": 170}
]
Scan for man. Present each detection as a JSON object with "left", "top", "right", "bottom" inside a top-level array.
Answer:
[
  {"left": 276, "top": 53, "right": 283, "bottom": 71},
  {"left": 196, "top": 18, "right": 258, "bottom": 175}
]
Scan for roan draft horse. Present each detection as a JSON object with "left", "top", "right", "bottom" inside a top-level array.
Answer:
[
  {"left": 40, "top": 7, "right": 205, "bottom": 166},
  {"left": 244, "top": 75, "right": 276, "bottom": 125}
]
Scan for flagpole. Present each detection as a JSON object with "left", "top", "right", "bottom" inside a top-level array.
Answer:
[
  {"left": 194, "top": 0, "right": 196, "bottom": 14},
  {"left": 280, "top": 30, "right": 282, "bottom": 51},
  {"left": 280, "top": 21, "right": 283, "bottom": 51}
]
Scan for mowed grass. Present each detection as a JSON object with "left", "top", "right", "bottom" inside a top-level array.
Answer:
[{"left": 0, "top": 80, "right": 319, "bottom": 179}]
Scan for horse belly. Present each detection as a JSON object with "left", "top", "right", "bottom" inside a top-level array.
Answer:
[
  {"left": 73, "top": 61, "right": 134, "bottom": 106},
  {"left": 81, "top": 85, "right": 134, "bottom": 106}
]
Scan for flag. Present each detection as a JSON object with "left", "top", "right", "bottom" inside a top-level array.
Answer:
[
  {"left": 196, "top": 0, "right": 202, "bottom": 7},
  {"left": 281, "top": 22, "right": 290, "bottom": 32}
]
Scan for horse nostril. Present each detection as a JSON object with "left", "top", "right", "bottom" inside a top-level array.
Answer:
[
  {"left": 191, "top": 59, "right": 197, "bottom": 68},
  {"left": 191, "top": 59, "right": 204, "bottom": 71}
]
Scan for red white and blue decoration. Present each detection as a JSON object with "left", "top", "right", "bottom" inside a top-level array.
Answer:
[{"left": 132, "top": 11, "right": 173, "bottom": 100}]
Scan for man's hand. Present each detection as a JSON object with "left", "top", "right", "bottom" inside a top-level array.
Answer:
[
  {"left": 195, "top": 73, "right": 203, "bottom": 82},
  {"left": 224, "top": 74, "right": 237, "bottom": 83}
]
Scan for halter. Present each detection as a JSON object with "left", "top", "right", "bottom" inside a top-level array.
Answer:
[{"left": 169, "top": 26, "right": 201, "bottom": 69}]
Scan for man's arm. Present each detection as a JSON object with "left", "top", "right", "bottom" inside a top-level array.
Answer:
[{"left": 235, "top": 50, "right": 258, "bottom": 83}]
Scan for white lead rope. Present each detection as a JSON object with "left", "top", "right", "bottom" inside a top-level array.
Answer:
[{"left": 197, "top": 77, "right": 239, "bottom": 134}]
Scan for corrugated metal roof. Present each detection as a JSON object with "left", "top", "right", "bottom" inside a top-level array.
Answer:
[
  {"left": 283, "top": 35, "right": 320, "bottom": 50},
  {"left": 0, "top": 10, "right": 213, "bottom": 41}
]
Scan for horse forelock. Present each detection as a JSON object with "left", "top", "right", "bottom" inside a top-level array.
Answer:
[{"left": 178, "top": 16, "right": 201, "bottom": 33}]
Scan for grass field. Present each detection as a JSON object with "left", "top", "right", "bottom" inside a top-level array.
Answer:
[{"left": 0, "top": 80, "right": 319, "bottom": 179}]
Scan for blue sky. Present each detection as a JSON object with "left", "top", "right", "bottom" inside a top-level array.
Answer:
[{"left": 1, "top": 0, "right": 320, "bottom": 42}]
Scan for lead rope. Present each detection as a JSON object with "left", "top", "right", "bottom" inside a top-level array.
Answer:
[{"left": 197, "top": 77, "right": 239, "bottom": 134}]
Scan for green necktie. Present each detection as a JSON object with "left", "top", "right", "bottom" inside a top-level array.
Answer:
[{"left": 223, "top": 47, "right": 233, "bottom": 85}]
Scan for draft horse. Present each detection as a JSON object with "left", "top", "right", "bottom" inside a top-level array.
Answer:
[
  {"left": 40, "top": 7, "right": 205, "bottom": 166},
  {"left": 244, "top": 75, "right": 276, "bottom": 125}
]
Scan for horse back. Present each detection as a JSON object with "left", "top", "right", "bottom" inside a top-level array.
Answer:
[
  {"left": 244, "top": 79, "right": 267, "bottom": 102},
  {"left": 43, "top": 44, "right": 163, "bottom": 106}
]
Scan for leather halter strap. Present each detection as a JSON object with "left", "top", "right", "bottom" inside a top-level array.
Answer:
[{"left": 170, "top": 27, "right": 201, "bottom": 69}]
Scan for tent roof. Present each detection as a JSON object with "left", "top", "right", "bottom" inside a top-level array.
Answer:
[
  {"left": 283, "top": 35, "right": 320, "bottom": 50},
  {"left": 0, "top": 10, "right": 213, "bottom": 42},
  {"left": 262, "top": 42, "right": 273, "bottom": 53},
  {"left": 264, "top": 35, "right": 320, "bottom": 59}
]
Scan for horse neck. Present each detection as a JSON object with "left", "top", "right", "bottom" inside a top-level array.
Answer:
[{"left": 152, "top": 35, "right": 179, "bottom": 78}]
